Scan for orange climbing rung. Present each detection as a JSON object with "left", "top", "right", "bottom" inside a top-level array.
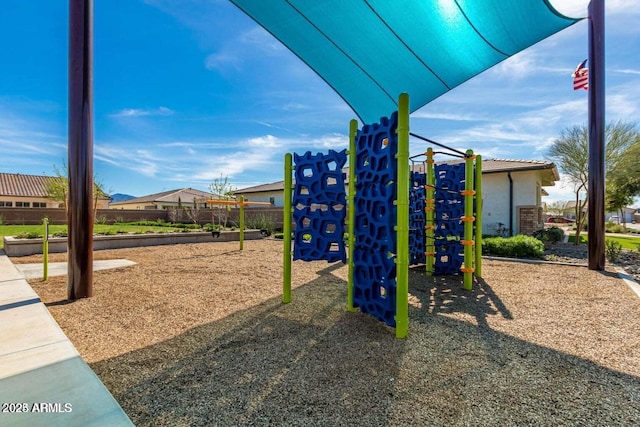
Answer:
[
  {"left": 460, "top": 216, "right": 476, "bottom": 222},
  {"left": 460, "top": 266, "right": 475, "bottom": 273},
  {"left": 460, "top": 190, "right": 476, "bottom": 196},
  {"left": 460, "top": 240, "right": 475, "bottom": 246}
]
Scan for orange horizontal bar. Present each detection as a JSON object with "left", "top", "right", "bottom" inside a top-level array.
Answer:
[
  {"left": 460, "top": 240, "right": 475, "bottom": 246},
  {"left": 460, "top": 266, "right": 475, "bottom": 273}
]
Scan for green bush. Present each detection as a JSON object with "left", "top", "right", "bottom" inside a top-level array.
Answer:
[
  {"left": 203, "top": 223, "right": 221, "bottom": 232},
  {"left": 605, "top": 222, "right": 625, "bottom": 233},
  {"left": 16, "top": 231, "right": 42, "bottom": 239},
  {"left": 532, "top": 227, "right": 564, "bottom": 246},
  {"left": 482, "top": 235, "right": 544, "bottom": 258},
  {"left": 245, "top": 212, "right": 276, "bottom": 236},
  {"left": 52, "top": 230, "right": 67, "bottom": 237},
  {"left": 605, "top": 239, "right": 623, "bottom": 262}
]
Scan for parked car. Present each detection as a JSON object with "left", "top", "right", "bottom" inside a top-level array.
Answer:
[{"left": 546, "top": 216, "right": 575, "bottom": 224}]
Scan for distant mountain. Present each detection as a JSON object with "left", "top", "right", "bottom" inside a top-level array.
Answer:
[{"left": 110, "top": 193, "right": 136, "bottom": 203}]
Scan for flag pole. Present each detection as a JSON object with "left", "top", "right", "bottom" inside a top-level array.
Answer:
[{"left": 587, "top": 0, "right": 605, "bottom": 270}]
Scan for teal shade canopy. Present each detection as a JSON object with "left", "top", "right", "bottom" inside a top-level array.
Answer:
[{"left": 229, "top": 0, "right": 580, "bottom": 123}]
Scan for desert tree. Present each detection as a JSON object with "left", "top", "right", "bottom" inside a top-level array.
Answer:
[
  {"left": 209, "top": 175, "right": 236, "bottom": 228},
  {"left": 546, "top": 121, "right": 640, "bottom": 243},
  {"left": 45, "top": 162, "right": 110, "bottom": 217}
]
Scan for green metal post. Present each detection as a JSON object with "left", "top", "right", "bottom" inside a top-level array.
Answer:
[
  {"left": 463, "top": 150, "right": 475, "bottom": 290},
  {"left": 475, "top": 155, "right": 483, "bottom": 278},
  {"left": 347, "top": 119, "right": 358, "bottom": 312},
  {"left": 239, "top": 196, "right": 245, "bottom": 251},
  {"left": 43, "top": 218, "right": 49, "bottom": 281},
  {"left": 283, "top": 153, "right": 293, "bottom": 304},
  {"left": 395, "top": 93, "right": 410, "bottom": 339},
  {"left": 425, "top": 148, "right": 435, "bottom": 276}
]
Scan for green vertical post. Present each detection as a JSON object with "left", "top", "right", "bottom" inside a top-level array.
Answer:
[
  {"left": 239, "top": 196, "right": 245, "bottom": 251},
  {"left": 475, "top": 155, "right": 483, "bottom": 278},
  {"left": 43, "top": 218, "right": 49, "bottom": 281},
  {"left": 283, "top": 153, "right": 293, "bottom": 304},
  {"left": 395, "top": 93, "right": 410, "bottom": 339},
  {"left": 347, "top": 119, "right": 358, "bottom": 312},
  {"left": 463, "top": 150, "right": 475, "bottom": 291},
  {"left": 425, "top": 148, "right": 435, "bottom": 276}
]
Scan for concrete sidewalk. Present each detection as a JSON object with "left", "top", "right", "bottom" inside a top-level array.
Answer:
[
  {"left": 0, "top": 251, "right": 133, "bottom": 426},
  {"left": 14, "top": 259, "right": 136, "bottom": 280}
]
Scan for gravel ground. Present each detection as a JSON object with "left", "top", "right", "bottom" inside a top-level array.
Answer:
[
  {"left": 16, "top": 239, "right": 640, "bottom": 426},
  {"left": 542, "top": 241, "right": 640, "bottom": 283}
]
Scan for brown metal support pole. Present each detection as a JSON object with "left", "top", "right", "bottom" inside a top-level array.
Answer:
[
  {"left": 587, "top": 0, "right": 605, "bottom": 270},
  {"left": 68, "top": 0, "right": 94, "bottom": 299}
]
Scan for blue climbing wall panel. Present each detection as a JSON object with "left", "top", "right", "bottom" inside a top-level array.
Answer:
[
  {"left": 409, "top": 171, "right": 426, "bottom": 265},
  {"left": 292, "top": 150, "right": 347, "bottom": 263},
  {"left": 433, "top": 163, "right": 465, "bottom": 274},
  {"left": 353, "top": 112, "right": 398, "bottom": 327}
]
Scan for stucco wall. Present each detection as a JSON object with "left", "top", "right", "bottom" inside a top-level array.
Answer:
[{"left": 480, "top": 170, "right": 544, "bottom": 236}]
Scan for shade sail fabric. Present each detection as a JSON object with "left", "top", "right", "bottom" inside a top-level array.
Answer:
[{"left": 229, "top": 0, "right": 580, "bottom": 123}]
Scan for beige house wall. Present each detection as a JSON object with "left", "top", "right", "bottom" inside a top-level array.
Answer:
[{"left": 0, "top": 195, "right": 109, "bottom": 209}]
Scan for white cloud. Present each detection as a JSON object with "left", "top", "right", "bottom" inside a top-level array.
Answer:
[
  {"left": 205, "top": 51, "right": 241, "bottom": 72},
  {"left": 110, "top": 106, "right": 174, "bottom": 118}
]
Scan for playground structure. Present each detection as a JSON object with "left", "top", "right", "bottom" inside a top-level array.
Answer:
[
  {"left": 206, "top": 198, "right": 272, "bottom": 250},
  {"left": 283, "top": 93, "right": 482, "bottom": 338}
]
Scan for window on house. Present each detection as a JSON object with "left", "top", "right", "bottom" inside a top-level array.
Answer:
[
  {"left": 33, "top": 202, "right": 47, "bottom": 208},
  {"left": 269, "top": 197, "right": 275, "bottom": 206},
  {"left": 15, "top": 202, "right": 30, "bottom": 207},
  {"left": 0, "top": 201, "right": 13, "bottom": 207}
]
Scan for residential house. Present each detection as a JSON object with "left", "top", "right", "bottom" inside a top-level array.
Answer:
[
  {"left": 558, "top": 201, "right": 637, "bottom": 224},
  {"left": 109, "top": 188, "right": 215, "bottom": 210},
  {"left": 0, "top": 172, "right": 110, "bottom": 209},
  {"left": 234, "top": 159, "right": 560, "bottom": 236}
]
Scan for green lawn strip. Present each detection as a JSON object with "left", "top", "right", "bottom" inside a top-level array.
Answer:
[
  {"left": 0, "top": 223, "right": 202, "bottom": 249},
  {"left": 568, "top": 233, "right": 640, "bottom": 250}
]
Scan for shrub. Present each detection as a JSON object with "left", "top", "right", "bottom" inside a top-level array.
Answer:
[
  {"left": 52, "top": 230, "right": 67, "bottom": 237},
  {"left": 245, "top": 212, "right": 277, "bottom": 236},
  {"left": 203, "top": 223, "right": 221, "bottom": 232},
  {"left": 532, "top": 227, "right": 564, "bottom": 247},
  {"left": 95, "top": 215, "right": 108, "bottom": 225},
  {"left": 481, "top": 235, "right": 544, "bottom": 258},
  {"left": 605, "top": 222, "right": 625, "bottom": 233},
  {"left": 16, "top": 231, "right": 42, "bottom": 239},
  {"left": 605, "top": 239, "right": 623, "bottom": 262},
  {"left": 114, "top": 216, "right": 125, "bottom": 225}
]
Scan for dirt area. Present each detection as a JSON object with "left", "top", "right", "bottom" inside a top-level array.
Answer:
[{"left": 16, "top": 239, "right": 640, "bottom": 426}]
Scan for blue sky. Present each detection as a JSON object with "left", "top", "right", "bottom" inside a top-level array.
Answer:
[{"left": 1, "top": 1, "right": 639, "bottom": 203}]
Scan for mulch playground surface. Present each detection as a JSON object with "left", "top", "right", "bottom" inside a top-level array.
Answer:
[{"left": 15, "top": 239, "right": 640, "bottom": 426}]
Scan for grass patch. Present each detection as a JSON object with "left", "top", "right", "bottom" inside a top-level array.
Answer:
[{"left": 568, "top": 233, "right": 640, "bottom": 250}]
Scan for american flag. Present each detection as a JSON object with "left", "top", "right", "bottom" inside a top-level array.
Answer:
[{"left": 572, "top": 59, "right": 589, "bottom": 90}]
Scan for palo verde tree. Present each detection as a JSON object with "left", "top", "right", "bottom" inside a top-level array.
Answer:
[{"left": 546, "top": 121, "right": 640, "bottom": 243}]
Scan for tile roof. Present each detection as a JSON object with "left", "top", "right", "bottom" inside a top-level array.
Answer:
[
  {"left": 234, "top": 159, "right": 560, "bottom": 193},
  {"left": 0, "top": 173, "right": 63, "bottom": 197},
  {"left": 109, "top": 188, "right": 215, "bottom": 205}
]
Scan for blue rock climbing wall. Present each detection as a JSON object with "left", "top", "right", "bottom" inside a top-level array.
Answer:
[
  {"left": 353, "top": 112, "right": 398, "bottom": 327},
  {"left": 292, "top": 149, "right": 347, "bottom": 263},
  {"left": 409, "top": 171, "right": 426, "bottom": 265},
  {"left": 433, "top": 163, "right": 465, "bottom": 274}
]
